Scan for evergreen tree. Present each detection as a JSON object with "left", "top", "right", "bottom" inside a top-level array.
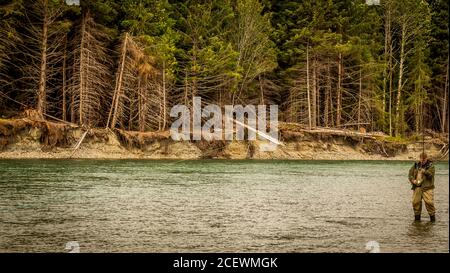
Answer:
[{"left": 0, "top": 0, "right": 447, "bottom": 135}]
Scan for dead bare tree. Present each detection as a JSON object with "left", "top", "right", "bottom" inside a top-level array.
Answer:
[
  {"left": 382, "top": 0, "right": 395, "bottom": 135},
  {"left": 285, "top": 64, "right": 310, "bottom": 126},
  {"left": 16, "top": 0, "right": 66, "bottom": 118},
  {"left": 232, "top": 0, "right": 277, "bottom": 105},
  {"left": 442, "top": 61, "right": 449, "bottom": 133},
  {"left": 336, "top": 52, "right": 343, "bottom": 127},
  {"left": 107, "top": 33, "right": 162, "bottom": 132},
  {"left": 68, "top": 11, "right": 112, "bottom": 127},
  {"left": 306, "top": 45, "right": 312, "bottom": 129},
  {"left": 394, "top": 0, "right": 430, "bottom": 136}
]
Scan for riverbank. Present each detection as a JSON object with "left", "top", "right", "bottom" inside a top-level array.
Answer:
[{"left": 0, "top": 117, "right": 448, "bottom": 160}]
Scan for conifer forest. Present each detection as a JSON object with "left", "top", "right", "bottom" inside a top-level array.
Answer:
[{"left": 0, "top": 0, "right": 448, "bottom": 136}]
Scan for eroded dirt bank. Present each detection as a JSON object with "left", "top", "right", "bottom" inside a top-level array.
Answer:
[{"left": 0, "top": 118, "right": 448, "bottom": 160}]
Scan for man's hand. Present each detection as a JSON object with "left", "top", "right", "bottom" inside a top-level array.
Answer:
[{"left": 415, "top": 169, "right": 424, "bottom": 186}]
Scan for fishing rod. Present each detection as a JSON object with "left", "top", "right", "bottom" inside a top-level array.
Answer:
[{"left": 422, "top": 89, "right": 425, "bottom": 157}]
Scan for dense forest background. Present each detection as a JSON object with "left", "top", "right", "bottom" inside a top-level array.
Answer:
[{"left": 0, "top": 0, "right": 448, "bottom": 137}]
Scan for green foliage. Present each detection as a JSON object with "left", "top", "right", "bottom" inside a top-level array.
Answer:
[
  {"left": 120, "top": 0, "right": 179, "bottom": 79},
  {"left": 0, "top": 0, "right": 447, "bottom": 134},
  {"left": 233, "top": 0, "right": 277, "bottom": 92}
]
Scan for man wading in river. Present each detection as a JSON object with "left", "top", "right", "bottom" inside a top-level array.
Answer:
[{"left": 408, "top": 152, "right": 436, "bottom": 222}]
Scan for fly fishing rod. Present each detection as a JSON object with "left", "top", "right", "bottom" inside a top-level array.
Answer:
[{"left": 422, "top": 89, "right": 425, "bottom": 157}]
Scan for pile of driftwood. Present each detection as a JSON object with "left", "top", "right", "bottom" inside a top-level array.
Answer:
[{"left": 279, "top": 122, "right": 386, "bottom": 141}]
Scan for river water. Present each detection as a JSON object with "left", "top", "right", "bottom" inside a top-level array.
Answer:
[{"left": 0, "top": 159, "right": 448, "bottom": 253}]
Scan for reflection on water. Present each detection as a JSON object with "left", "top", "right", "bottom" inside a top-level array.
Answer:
[{"left": 0, "top": 159, "right": 448, "bottom": 253}]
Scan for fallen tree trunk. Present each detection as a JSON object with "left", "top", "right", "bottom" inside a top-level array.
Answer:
[
  {"left": 279, "top": 122, "right": 385, "bottom": 140},
  {"left": 69, "top": 130, "right": 88, "bottom": 158}
]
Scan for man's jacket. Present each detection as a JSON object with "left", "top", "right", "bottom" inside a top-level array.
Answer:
[{"left": 409, "top": 160, "right": 435, "bottom": 191}]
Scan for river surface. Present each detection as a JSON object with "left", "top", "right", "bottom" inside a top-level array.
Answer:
[{"left": 0, "top": 159, "right": 448, "bottom": 253}]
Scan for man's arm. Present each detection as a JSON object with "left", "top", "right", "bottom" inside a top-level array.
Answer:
[
  {"left": 409, "top": 165, "right": 417, "bottom": 184},
  {"left": 423, "top": 164, "right": 435, "bottom": 178}
]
